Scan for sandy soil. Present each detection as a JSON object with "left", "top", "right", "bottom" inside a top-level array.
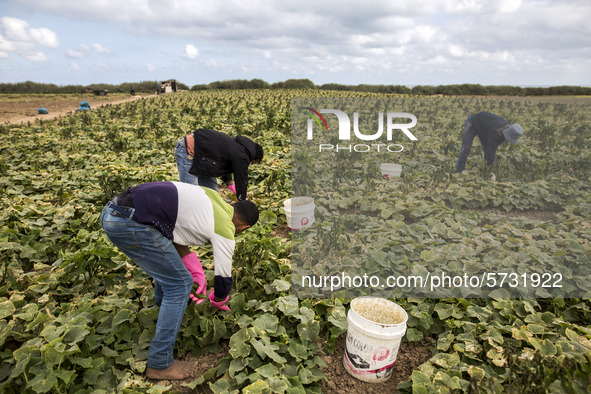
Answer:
[
  {"left": 320, "top": 334, "right": 433, "bottom": 393},
  {"left": 271, "top": 224, "right": 291, "bottom": 239},
  {"left": 0, "top": 93, "right": 156, "bottom": 124}
]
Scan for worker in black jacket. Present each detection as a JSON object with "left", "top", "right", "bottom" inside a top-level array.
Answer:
[
  {"left": 174, "top": 129, "right": 263, "bottom": 201},
  {"left": 455, "top": 111, "right": 523, "bottom": 173}
]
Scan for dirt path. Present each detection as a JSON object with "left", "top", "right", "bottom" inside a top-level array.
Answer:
[{"left": 0, "top": 94, "right": 157, "bottom": 124}]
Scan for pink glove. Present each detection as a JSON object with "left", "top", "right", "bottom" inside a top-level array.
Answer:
[
  {"left": 181, "top": 253, "right": 207, "bottom": 304},
  {"left": 228, "top": 184, "right": 236, "bottom": 194},
  {"left": 208, "top": 290, "right": 230, "bottom": 311}
]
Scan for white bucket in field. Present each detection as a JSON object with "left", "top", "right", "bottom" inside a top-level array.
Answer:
[
  {"left": 283, "top": 197, "right": 315, "bottom": 230},
  {"left": 343, "top": 297, "right": 408, "bottom": 383},
  {"left": 380, "top": 163, "right": 402, "bottom": 179}
]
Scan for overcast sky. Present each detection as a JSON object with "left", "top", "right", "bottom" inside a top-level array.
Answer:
[{"left": 0, "top": 0, "right": 589, "bottom": 87}]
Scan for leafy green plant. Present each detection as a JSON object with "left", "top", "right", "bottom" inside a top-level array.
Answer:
[{"left": 0, "top": 91, "right": 589, "bottom": 392}]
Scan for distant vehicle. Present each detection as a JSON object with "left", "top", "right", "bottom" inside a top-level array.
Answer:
[{"left": 158, "top": 80, "right": 178, "bottom": 94}]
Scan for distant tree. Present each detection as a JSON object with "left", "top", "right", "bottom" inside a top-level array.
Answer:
[
  {"left": 248, "top": 79, "right": 270, "bottom": 89},
  {"left": 411, "top": 85, "right": 437, "bottom": 95},
  {"left": 1, "top": 80, "right": 589, "bottom": 96},
  {"left": 271, "top": 79, "right": 316, "bottom": 89},
  {"left": 191, "top": 84, "right": 211, "bottom": 91},
  {"left": 319, "top": 83, "right": 351, "bottom": 91},
  {"left": 486, "top": 85, "right": 523, "bottom": 96},
  {"left": 177, "top": 82, "right": 190, "bottom": 90}
]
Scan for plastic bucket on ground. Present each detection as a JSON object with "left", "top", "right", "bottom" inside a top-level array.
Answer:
[
  {"left": 283, "top": 197, "right": 315, "bottom": 230},
  {"left": 343, "top": 297, "right": 408, "bottom": 383},
  {"left": 380, "top": 163, "right": 402, "bottom": 179}
]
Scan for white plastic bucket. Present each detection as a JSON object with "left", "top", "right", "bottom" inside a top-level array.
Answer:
[
  {"left": 283, "top": 197, "right": 315, "bottom": 230},
  {"left": 343, "top": 297, "right": 408, "bottom": 383},
  {"left": 380, "top": 163, "right": 402, "bottom": 179}
]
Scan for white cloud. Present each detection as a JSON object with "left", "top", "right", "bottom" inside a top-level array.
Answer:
[
  {"left": 3, "top": 0, "right": 591, "bottom": 85},
  {"left": 204, "top": 59, "right": 218, "bottom": 67},
  {"left": 30, "top": 27, "right": 59, "bottom": 48},
  {"left": 70, "top": 61, "right": 80, "bottom": 69},
  {"left": 426, "top": 55, "right": 448, "bottom": 65},
  {"left": 0, "top": 17, "right": 58, "bottom": 62},
  {"left": 1, "top": 17, "right": 30, "bottom": 41},
  {"left": 182, "top": 44, "right": 199, "bottom": 59},
  {"left": 0, "top": 34, "right": 18, "bottom": 52},
  {"left": 91, "top": 43, "right": 110, "bottom": 53},
  {"left": 66, "top": 48, "right": 85, "bottom": 58},
  {"left": 66, "top": 43, "right": 111, "bottom": 58},
  {"left": 444, "top": 0, "right": 522, "bottom": 14},
  {"left": 24, "top": 51, "right": 47, "bottom": 62}
]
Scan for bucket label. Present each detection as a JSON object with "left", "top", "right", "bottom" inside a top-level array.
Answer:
[
  {"left": 347, "top": 333, "right": 375, "bottom": 354},
  {"left": 344, "top": 350, "right": 396, "bottom": 380},
  {"left": 344, "top": 348, "right": 371, "bottom": 369},
  {"left": 373, "top": 347, "right": 390, "bottom": 362}
]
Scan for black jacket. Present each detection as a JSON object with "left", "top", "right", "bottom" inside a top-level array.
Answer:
[
  {"left": 188, "top": 129, "right": 257, "bottom": 200},
  {"left": 471, "top": 112, "right": 510, "bottom": 166}
]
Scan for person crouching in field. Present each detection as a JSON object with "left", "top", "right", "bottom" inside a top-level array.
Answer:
[
  {"left": 100, "top": 181, "right": 259, "bottom": 380},
  {"left": 455, "top": 111, "right": 523, "bottom": 174},
  {"left": 175, "top": 129, "right": 264, "bottom": 201}
]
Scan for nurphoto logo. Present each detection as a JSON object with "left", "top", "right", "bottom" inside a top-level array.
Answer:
[{"left": 304, "top": 107, "right": 418, "bottom": 152}]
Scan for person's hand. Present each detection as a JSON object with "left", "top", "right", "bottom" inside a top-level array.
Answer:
[
  {"left": 227, "top": 184, "right": 236, "bottom": 194},
  {"left": 181, "top": 253, "right": 207, "bottom": 304},
  {"left": 208, "top": 291, "right": 230, "bottom": 311}
]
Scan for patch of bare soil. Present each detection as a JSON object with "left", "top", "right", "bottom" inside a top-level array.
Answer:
[
  {"left": 148, "top": 343, "right": 229, "bottom": 393},
  {"left": 0, "top": 94, "right": 156, "bottom": 124},
  {"left": 473, "top": 207, "right": 558, "bottom": 221},
  {"left": 320, "top": 334, "right": 434, "bottom": 393},
  {"left": 271, "top": 224, "right": 291, "bottom": 239}
]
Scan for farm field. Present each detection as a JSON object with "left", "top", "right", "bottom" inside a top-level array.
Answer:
[
  {"left": 0, "top": 93, "right": 154, "bottom": 125},
  {"left": 0, "top": 89, "right": 590, "bottom": 393}
]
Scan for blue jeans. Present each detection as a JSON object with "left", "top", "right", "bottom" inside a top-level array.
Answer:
[
  {"left": 100, "top": 203, "right": 193, "bottom": 370},
  {"left": 455, "top": 116, "right": 475, "bottom": 173},
  {"left": 174, "top": 141, "right": 219, "bottom": 191}
]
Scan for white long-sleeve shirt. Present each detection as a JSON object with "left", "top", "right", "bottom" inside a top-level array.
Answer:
[{"left": 129, "top": 181, "right": 235, "bottom": 298}]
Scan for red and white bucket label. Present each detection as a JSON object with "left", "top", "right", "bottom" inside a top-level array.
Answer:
[{"left": 344, "top": 351, "right": 396, "bottom": 380}]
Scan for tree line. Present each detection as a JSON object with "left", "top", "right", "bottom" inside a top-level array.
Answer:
[
  {"left": 1, "top": 79, "right": 589, "bottom": 96},
  {"left": 192, "top": 79, "right": 591, "bottom": 96},
  {"left": 0, "top": 80, "right": 189, "bottom": 94}
]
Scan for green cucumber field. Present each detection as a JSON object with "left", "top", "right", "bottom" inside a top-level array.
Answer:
[{"left": 1, "top": 90, "right": 590, "bottom": 393}]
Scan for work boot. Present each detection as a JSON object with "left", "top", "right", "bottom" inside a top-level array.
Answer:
[{"left": 146, "top": 359, "right": 195, "bottom": 380}]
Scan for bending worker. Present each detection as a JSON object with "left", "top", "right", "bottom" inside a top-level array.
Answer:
[
  {"left": 175, "top": 129, "right": 263, "bottom": 201},
  {"left": 101, "top": 181, "right": 259, "bottom": 380},
  {"left": 455, "top": 111, "right": 523, "bottom": 173}
]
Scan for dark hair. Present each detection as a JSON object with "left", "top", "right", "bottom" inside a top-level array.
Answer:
[
  {"left": 233, "top": 200, "right": 259, "bottom": 227},
  {"left": 254, "top": 144, "right": 264, "bottom": 162}
]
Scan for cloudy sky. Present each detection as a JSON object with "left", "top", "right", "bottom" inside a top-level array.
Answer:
[{"left": 0, "top": 0, "right": 589, "bottom": 87}]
